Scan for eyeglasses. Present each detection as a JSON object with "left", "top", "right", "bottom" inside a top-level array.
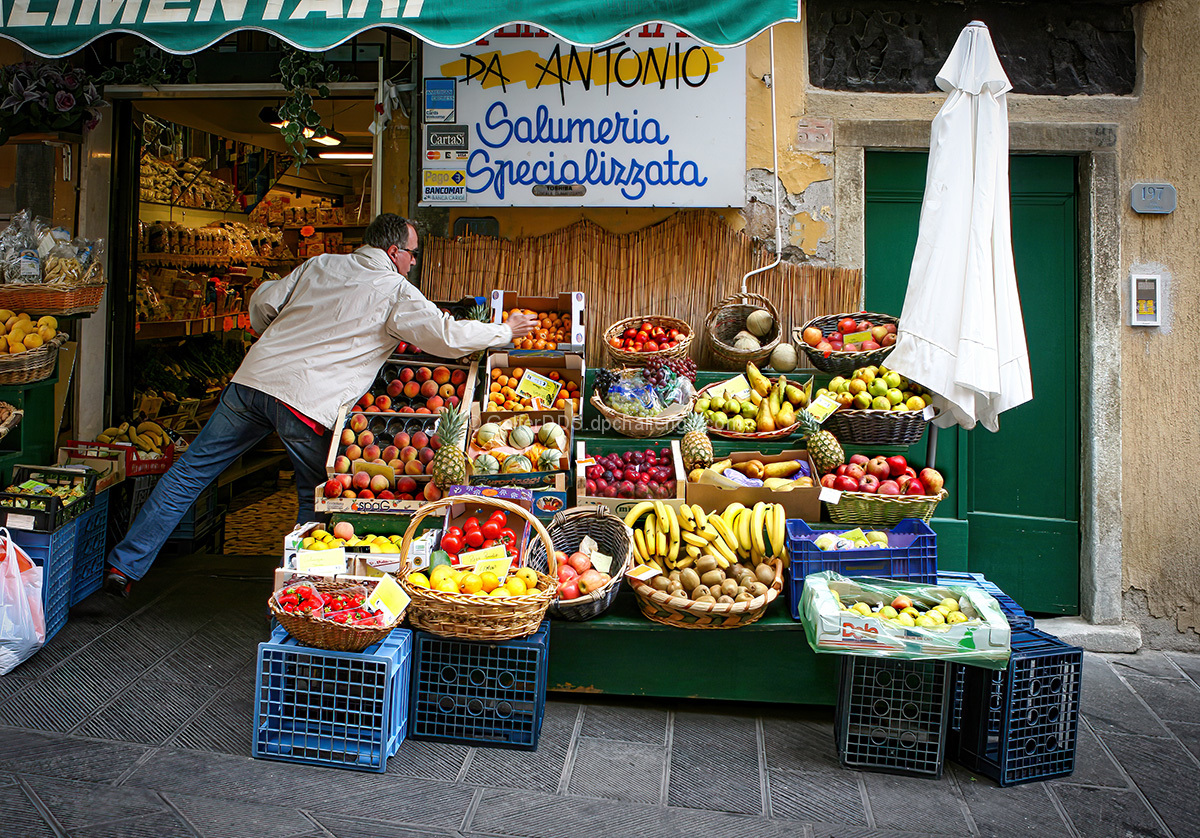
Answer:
[{"left": 401, "top": 247, "right": 419, "bottom": 260}]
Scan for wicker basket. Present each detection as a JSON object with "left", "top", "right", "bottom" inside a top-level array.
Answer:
[
  {"left": 0, "top": 332, "right": 67, "bottom": 385},
  {"left": 398, "top": 496, "right": 558, "bottom": 641},
  {"left": 524, "top": 505, "right": 634, "bottom": 621},
  {"left": 604, "top": 315, "right": 693, "bottom": 367},
  {"left": 590, "top": 392, "right": 690, "bottom": 439},
  {"left": 823, "top": 408, "right": 935, "bottom": 447},
  {"left": 704, "top": 291, "right": 781, "bottom": 369},
  {"left": 0, "top": 284, "right": 105, "bottom": 317},
  {"left": 0, "top": 404, "right": 22, "bottom": 443},
  {"left": 628, "top": 559, "right": 784, "bottom": 629},
  {"left": 825, "top": 489, "right": 948, "bottom": 527},
  {"left": 797, "top": 312, "right": 898, "bottom": 375},
  {"left": 268, "top": 578, "right": 402, "bottom": 652},
  {"left": 693, "top": 382, "right": 798, "bottom": 441}
]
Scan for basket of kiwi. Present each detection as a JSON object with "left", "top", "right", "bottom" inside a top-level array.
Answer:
[{"left": 627, "top": 556, "right": 783, "bottom": 629}]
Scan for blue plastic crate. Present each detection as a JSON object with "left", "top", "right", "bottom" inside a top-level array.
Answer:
[
  {"left": 409, "top": 621, "right": 550, "bottom": 750},
  {"left": 835, "top": 654, "right": 953, "bottom": 778},
  {"left": 787, "top": 519, "right": 937, "bottom": 619},
  {"left": 954, "top": 628, "right": 1082, "bottom": 786},
  {"left": 12, "top": 519, "right": 77, "bottom": 642},
  {"left": 253, "top": 626, "right": 413, "bottom": 773},
  {"left": 937, "top": 571, "right": 1034, "bottom": 629},
  {"left": 69, "top": 488, "right": 110, "bottom": 605}
]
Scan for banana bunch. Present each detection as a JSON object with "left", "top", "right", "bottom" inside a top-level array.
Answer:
[
  {"left": 96, "top": 421, "right": 168, "bottom": 456},
  {"left": 622, "top": 500, "right": 787, "bottom": 573}
]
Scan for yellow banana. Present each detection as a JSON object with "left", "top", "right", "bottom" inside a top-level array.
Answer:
[
  {"left": 685, "top": 544, "right": 701, "bottom": 558},
  {"left": 709, "top": 515, "right": 739, "bottom": 552},
  {"left": 664, "top": 552, "right": 677, "bottom": 570},
  {"left": 722, "top": 502, "right": 746, "bottom": 531},
  {"left": 690, "top": 504, "right": 708, "bottom": 531},
  {"left": 769, "top": 503, "right": 785, "bottom": 557},
  {"left": 634, "top": 529, "right": 649, "bottom": 563},
  {"left": 657, "top": 502, "right": 671, "bottom": 533},
  {"left": 737, "top": 507, "right": 753, "bottom": 553},
  {"left": 699, "top": 525, "right": 720, "bottom": 543},
  {"left": 751, "top": 502, "right": 768, "bottom": 558},
  {"left": 676, "top": 554, "right": 695, "bottom": 569},
  {"left": 677, "top": 503, "right": 695, "bottom": 531},
  {"left": 623, "top": 502, "right": 655, "bottom": 529},
  {"left": 96, "top": 433, "right": 113, "bottom": 444},
  {"left": 681, "top": 531, "right": 709, "bottom": 548},
  {"left": 667, "top": 506, "right": 680, "bottom": 564},
  {"left": 709, "top": 539, "right": 737, "bottom": 566},
  {"left": 647, "top": 559, "right": 664, "bottom": 573},
  {"left": 656, "top": 530, "right": 667, "bottom": 558},
  {"left": 645, "top": 517, "right": 657, "bottom": 557}
]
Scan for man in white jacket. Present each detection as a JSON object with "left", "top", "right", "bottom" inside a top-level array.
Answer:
[{"left": 105, "top": 214, "right": 536, "bottom": 596}]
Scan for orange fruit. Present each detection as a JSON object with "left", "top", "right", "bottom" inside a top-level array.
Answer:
[{"left": 479, "top": 571, "right": 500, "bottom": 593}]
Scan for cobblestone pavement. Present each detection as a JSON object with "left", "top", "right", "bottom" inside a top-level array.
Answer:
[{"left": 0, "top": 486, "right": 1196, "bottom": 838}]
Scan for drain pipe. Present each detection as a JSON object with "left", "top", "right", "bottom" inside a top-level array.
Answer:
[{"left": 740, "top": 26, "right": 782, "bottom": 294}]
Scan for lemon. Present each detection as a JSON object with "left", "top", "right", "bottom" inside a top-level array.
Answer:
[
  {"left": 407, "top": 572, "right": 430, "bottom": 588},
  {"left": 515, "top": 567, "right": 538, "bottom": 589},
  {"left": 434, "top": 577, "right": 460, "bottom": 594},
  {"left": 504, "top": 577, "right": 528, "bottom": 596},
  {"left": 460, "top": 573, "right": 483, "bottom": 595},
  {"left": 490, "top": 587, "right": 510, "bottom": 597},
  {"left": 429, "top": 565, "right": 454, "bottom": 585},
  {"left": 479, "top": 571, "right": 500, "bottom": 593}
]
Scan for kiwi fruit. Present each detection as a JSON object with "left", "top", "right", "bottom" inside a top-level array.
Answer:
[
  {"left": 700, "top": 569, "right": 726, "bottom": 588},
  {"left": 695, "top": 555, "right": 719, "bottom": 574},
  {"left": 720, "top": 578, "right": 739, "bottom": 598},
  {"left": 734, "top": 591, "right": 754, "bottom": 603},
  {"left": 680, "top": 568, "right": 701, "bottom": 592},
  {"left": 652, "top": 575, "right": 672, "bottom": 591},
  {"left": 755, "top": 563, "right": 776, "bottom": 585},
  {"left": 666, "top": 580, "right": 685, "bottom": 597},
  {"left": 694, "top": 595, "right": 717, "bottom": 604},
  {"left": 717, "top": 594, "right": 735, "bottom": 605},
  {"left": 749, "top": 581, "right": 769, "bottom": 597},
  {"left": 692, "top": 584, "right": 711, "bottom": 600}
]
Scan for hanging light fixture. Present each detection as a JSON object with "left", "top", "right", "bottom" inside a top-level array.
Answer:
[{"left": 258, "top": 106, "right": 286, "bottom": 128}]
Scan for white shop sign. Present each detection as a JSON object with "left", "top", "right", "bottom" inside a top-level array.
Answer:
[{"left": 421, "top": 25, "right": 747, "bottom": 207}]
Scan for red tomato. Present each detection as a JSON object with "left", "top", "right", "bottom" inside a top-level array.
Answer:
[
  {"left": 498, "top": 528, "right": 518, "bottom": 548},
  {"left": 488, "top": 510, "right": 507, "bottom": 525},
  {"left": 441, "top": 534, "right": 463, "bottom": 554},
  {"left": 446, "top": 526, "right": 463, "bottom": 538},
  {"left": 464, "top": 529, "right": 484, "bottom": 548},
  {"left": 463, "top": 517, "right": 480, "bottom": 531},
  {"left": 481, "top": 520, "right": 501, "bottom": 540}
]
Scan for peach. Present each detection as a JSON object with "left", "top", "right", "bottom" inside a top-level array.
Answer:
[
  {"left": 357, "top": 430, "right": 374, "bottom": 447},
  {"left": 340, "top": 428, "right": 356, "bottom": 446},
  {"left": 420, "top": 380, "right": 439, "bottom": 399},
  {"left": 399, "top": 445, "right": 419, "bottom": 462},
  {"left": 393, "top": 431, "right": 410, "bottom": 448},
  {"left": 411, "top": 431, "right": 429, "bottom": 449},
  {"left": 363, "top": 444, "right": 381, "bottom": 461},
  {"left": 430, "top": 435, "right": 442, "bottom": 450},
  {"left": 375, "top": 395, "right": 392, "bottom": 411},
  {"left": 423, "top": 459, "right": 436, "bottom": 475},
  {"left": 381, "top": 445, "right": 399, "bottom": 462},
  {"left": 423, "top": 481, "right": 441, "bottom": 501},
  {"left": 399, "top": 406, "right": 416, "bottom": 414},
  {"left": 419, "top": 447, "right": 435, "bottom": 464},
  {"left": 342, "top": 489, "right": 356, "bottom": 499},
  {"left": 349, "top": 414, "right": 369, "bottom": 433},
  {"left": 396, "top": 476, "right": 418, "bottom": 494},
  {"left": 403, "top": 381, "right": 421, "bottom": 399},
  {"left": 370, "top": 473, "right": 391, "bottom": 493},
  {"left": 352, "top": 471, "right": 371, "bottom": 490},
  {"left": 450, "top": 369, "right": 467, "bottom": 386},
  {"left": 456, "top": 383, "right": 467, "bottom": 398},
  {"left": 415, "top": 366, "right": 433, "bottom": 383},
  {"left": 406, "top": 460, "right": 426, "bottom": 476},
  {"left": 415, "top": 407, "right": 432, "bottom": 414},
  {"left": 398, "top": 367, "right": 415, "bottom": 383},
  {"left": 398, "top": 493, "right": 414, "bottom": 501},
  {"left": 357, "top": 489, "right": 375, "bottom": 499},
  {"left": 439, "top": 383, "right": 455, "bottom": 398},
  {"left": 350, "top": 407, "right": 364, "bottom": 414},
  {"left": 426, "top": 396, "right": 444, "bottom": 411},
  {"left": 377, "top": 490, "right": 395, "bottom": 500},
  {"left": 365, "top": 405, "right": 380, "bottom": 413},
  {"left": 332, "top": 521, "right": 355, "bottom": 540},
  {"left": 358, "top": 393, "right": 374, "bottom": 408},
  {"left": 432, "top": 366, "right": 451, "bottom": 385},
  {"left": 387, "top": 380, "right": 404, "bottom": 398},
  {"left": 447, "top": 396, "right": 460, "bottom": 408},
  {"left": 333, "top": 455, "right": 351, "bottom": 474},
  {"left": 345, "top": 444, "right": 362, "bottom": 460},
  {"left": 336, "top": 473, "right": 353, "bottom": 489},
  {"left": 387, "top": 458, "right": 403, "bottom": 471}
]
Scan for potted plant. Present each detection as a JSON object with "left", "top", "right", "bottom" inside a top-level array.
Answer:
[{"left": 0, "top": 61, "right": 105, "bottom": 145}]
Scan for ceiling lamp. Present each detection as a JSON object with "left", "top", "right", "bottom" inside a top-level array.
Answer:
[{"left": 310, "top": 130, "right": 344, "bottom": 147}]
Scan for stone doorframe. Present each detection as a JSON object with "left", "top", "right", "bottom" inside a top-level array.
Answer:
[{"left": 831, "top": 120, "right": 1122, "bottom": 625}]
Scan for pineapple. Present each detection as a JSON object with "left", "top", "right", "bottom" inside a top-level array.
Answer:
[
  {"left": 430, "top": 407, "right": 472, "bottom": 488},
  {"left": 465, "top": 302, "right": 491, "bottom": 322},
  {"left": 680, "top": 411, "right": 714, "bottom": 472},
  {"left": 797, "top": 410, "right": 844, "bottom": 475}
]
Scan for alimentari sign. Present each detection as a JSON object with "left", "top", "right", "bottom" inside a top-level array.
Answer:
[{"left": 421, "top": 25, "right": 746, "bottom": 207}]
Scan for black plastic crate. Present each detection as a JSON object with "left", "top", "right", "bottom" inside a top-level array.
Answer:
[
  {"left": 0, "top": 466, "right": 97, "bottom": 533},
  {"left": 169, "top": 486, "right": 216, "bottom": 540},
  {"left": 409, "top": 621, "right": 549, "bottom": 750},
  {"left": 955, "top": 628, "right": 1082, "bottom": 786},
  {"left": 108, "top": 474, "right": 161, "bottom": 549},
  {"left": 836, "top": 655, "right": 953, "bottom": 778}
]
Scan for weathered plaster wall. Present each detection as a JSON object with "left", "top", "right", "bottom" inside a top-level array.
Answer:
[{"left": 1117, "top": 0, "right": 1200, "bottom": 649}]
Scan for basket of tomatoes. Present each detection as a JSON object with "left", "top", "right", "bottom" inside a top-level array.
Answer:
[{"left": 604, "top": 316, "right": 692, "bottom": 367}]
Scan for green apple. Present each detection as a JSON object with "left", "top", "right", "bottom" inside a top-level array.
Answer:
[
  {"left": 906, "top": 395, "right": 926, "bottom": 411},
  {"left": 887, "top": 388, "right": 904, "bottom": 405},
  {"left": 696, "top": 398, "right": 711, "bottom": 413},
  {"left": 853, "top": 392, "right": 873, "bottom": 410},
  {"left": 879, "top": 605, "right": 898, "bottom": 619},
  {"left": 914, "top": 614, "right": 935, "bottom": 627},
  {"left": 868, "top": 378, "right": 889, "bottom": 398},
  {"left": 815, "top": 533, "right": 838, "bottom": 551},
  {"left": 884, "top": 371, "right": 902, "bottom": 389},
  {"left": 947, "top": 611, "right": 969, "bottom": 624},
  {"left": 829, "top": 376, "right": 848, "bottom": 393},
  {"left": 851, "top": 601, "right": 872, "bottom": 616},
  {"left": 872, "top": 396, "right": 892, "bottom": 411},
  {"left": 896, "top": 612, "right": 916, "bottom": 627}
]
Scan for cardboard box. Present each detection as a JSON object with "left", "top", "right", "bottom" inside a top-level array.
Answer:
[
  {"left": 273, "top": 561, "right": 381, "bottom": 592},
  {"left": 314, "top": 489, "right": 426, "bottom": 514},
  {"left": 372, "top": 358, "right": 478, "bottom": 418},
  {"left": 281, "top": 521, "right": 439, "bottom": 575},
  {"left": 442, "top": 485, "right": 534, "bottom": 568},
  {"left": 491, "top": 290, "right": 585, "bottom": 353},
  {"left": 466, "top": 408, "right": 572, "bottom": 473},
  {"left": 801, "top": 575, "right": 1012, "bottom": 662},
  {"left": 575, "top": 439, "right": 687, "bottom": 517},
  {"left": 686, "top": 449, "right": 821, "bottom": 521},
  {"left": 323, "top": 405, "right": 443, "bottom": 484},
  {"left": 57, "top": 443, "right": 125, "bottom": 492},
  {"left": 481, "top": 352, "right": 585, "bottom": 428}
]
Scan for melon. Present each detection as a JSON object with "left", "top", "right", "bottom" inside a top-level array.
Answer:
[
  {"left": 537, "top": 449, "right": 562, "bottom": 471},
  {"left": 508, "top": 424, "right": 535, "bottom": 449},
  {"left": 770, "top": 343, "right": 798, "bottom": 372},
  {"left": 746, "top": 308, "right": 774, "bottom": 337},
  {"left": 472, "top": 453, "right": 500, "bottom": 474},
  {"left": 734, "top": 335, "right": 761, "bottom": 353},
  {"left": 474, "top": 422, "right": 505, "bottom": 448},
  {"left": 501, "top": 453, "right": 532, "bottom": 474},
  {"left": 537, "top": 422, "right": 566, "bottom": 451}
]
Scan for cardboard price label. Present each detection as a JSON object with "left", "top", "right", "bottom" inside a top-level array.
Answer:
[
  {"left": 367, "top": 575, "right": 410, "bottom": 622},
  {"left": 457, "top": 544, "right": 508, "bottom": 567},
  {"left": 471, "top": 556, "right": 513, "bottom": 582},
  {"left": 515, "top": 369, "right": 563, "bottom": 405},
  {"left": 805, "top": 393, "right": 841, "bottom": 423},
  {"left": 296, "top": 547, "right": 348, "bottom": 573},
  {"left": 819, "top": 487, "right": 843, "bottom": 504},
  {"left": 627, "top": 563, "right": 662, "bottom": 582},
  {"left": 709, "top": 374, "right": 750, "bottom": 400},
  {"left": 843, "top": 329, "right": 874, "bottom": 345}
]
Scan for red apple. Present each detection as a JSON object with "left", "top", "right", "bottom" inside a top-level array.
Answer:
[
  {"left": 919, "top": 468, "right": 945, "bottom": 494},
  {"left": 835, "top": 464, "right": 849, "bottom": 477},
  {"left": 838, "top": 317, "right": 857, "bottom": 334},
  {"left": 892, "top": 595, "right": 913, "bottom": 610},
  {"left": 834, "top": 475, "right": 859, "bottom": 492},
  {"left": 877, "top": 479, "right": 901, "bottom": 495},
  {"left": 859, "top": 340, "right": 881, "bottom": 351},
  {"left": 866, "top": 456, "right": 891, "bottom": 481},
  {"left": 886, "top": 455, "right": 908, "bottom": 477},
  {"left": 577, "top": 569, "right": 609, "bottom": 595},
  {"left": 905, "top": 479, "right": 927, "bottom": 496},
  {"left": 846, "top": 463, "right": 866, "bottom": 482},
  {"left": 849, "top": 453, "right": 870, "bottom": 467},
  {"left": 882, "top": 333, "right": 897, "bottom": 347},
  {"left": 558, "top": 564, "right": 579, "bottom": 583},
  {"left": 896, "top": 474, "right": 913, "bottom": 493},
  {"left": 820, "top": 473, "right": 839, "bottom": 489},
  {"left": 858, "top": 475, "right": 880, "bottom": 493},
  {"left": 558, "top": 579, "right": 580, "bottom": 600},
  {"left": 567, "top": 551, "right": 592, "bottom": 574}
]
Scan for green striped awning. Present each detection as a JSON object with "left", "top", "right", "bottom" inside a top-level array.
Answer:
[{"left": 1, "top": 0, "right": 800, "bottom": 58}]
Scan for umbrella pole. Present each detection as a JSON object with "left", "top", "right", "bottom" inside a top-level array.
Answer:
[{"left": 925, "top": 424, "right": 939, "bottom": 469}]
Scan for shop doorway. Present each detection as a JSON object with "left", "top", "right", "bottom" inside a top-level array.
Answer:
[{"left": 863, "top": 152, "right": 1080, "bottom": 615}]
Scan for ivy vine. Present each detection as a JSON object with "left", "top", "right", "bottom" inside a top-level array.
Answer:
[
  {"left": 275, "top": 48, "right": 342, "bottom": 170},
  {"left": 99, "top": 46, "right": 197, "bottom": 87}
]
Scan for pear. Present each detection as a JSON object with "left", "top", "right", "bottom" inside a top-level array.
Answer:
[
  {"left": 785, "top": 384, "right": 805, "bottom": 406},
  {"left": 747, "top": 362, "right": 772, "bottom": 397},
  {"left": 757, "top": 405, "right": 776, "bottom": 433},
  {"left": 776, "top": 402, "right": 795, "bottom": 428}
]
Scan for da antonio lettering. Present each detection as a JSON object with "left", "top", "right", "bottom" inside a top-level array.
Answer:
[{"left": 467, "top": 148, "right": 707, "bottom": 202}]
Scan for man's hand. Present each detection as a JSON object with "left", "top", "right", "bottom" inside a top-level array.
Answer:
[{"left": 506, "top": 311, "right": 539, "bottom": 339}]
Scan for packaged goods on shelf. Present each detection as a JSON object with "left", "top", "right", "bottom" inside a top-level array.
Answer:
[
  {"left": 140, "top": 153, "right": 238, "bottom": 209},
  {"left": 0, "top": 209, "right": 105, "bottom": 287}
]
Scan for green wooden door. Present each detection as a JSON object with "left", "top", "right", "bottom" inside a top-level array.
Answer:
[{"left": 864, "top": 153, "right": 1079, "bottom": 615}]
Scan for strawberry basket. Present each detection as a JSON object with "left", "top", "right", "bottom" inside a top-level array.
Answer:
[{"left": 268, "top": 577, "right": 403, "bottom": 652}]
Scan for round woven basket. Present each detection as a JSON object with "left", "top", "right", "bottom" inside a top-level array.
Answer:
[
  {"left": 524, "top": 505, "right": 634, "bottom": 621},
  {"left": 603, "top": 315, "right": 693, "bottom": 367},
  {"left": 627, "top": 558, "right": 784, "bottom": 629},
  {"left": 825, "top": 489, "right": 948, "bottom": 528},
  {"left": 796, "top": 312, "right": 898, "bottom": 375},
  {"left": 823, "top": 408, "right": 935, "bottom": 447},
  {"left": 268, "top": 578, "right": 403, "bottom": 652},
  {"left": 0, "top": 404, "right": 23, "bottom": 443},
  {"left": 0, "top": 332, "right": 68, "bottom": 386},
  {"left": 704, "top": 292, "right": 781, "bottom": 370},
  {"left": 398, "top": 496, "right": 558, "bottom": 641},
  {"left": 590, "top": 392, "right": 689, "bottom": 439},
  {"left": 692, "top": 382, "right": 798, "bottom": 441},
  {"left": 0, "top": 285, "right": 105, "bottom": 317}
]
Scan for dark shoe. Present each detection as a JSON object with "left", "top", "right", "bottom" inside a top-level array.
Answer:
[{"left": 104, "top": 567, "right": 133, "bottom": 598}]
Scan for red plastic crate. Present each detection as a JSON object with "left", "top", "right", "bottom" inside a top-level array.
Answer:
[{"left": 63, "top": 439, "right": 174, "bottom": 477}]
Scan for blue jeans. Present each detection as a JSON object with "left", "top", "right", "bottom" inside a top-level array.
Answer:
[{"left": 107, "top": 383, "right": 333, "bottom": 581}]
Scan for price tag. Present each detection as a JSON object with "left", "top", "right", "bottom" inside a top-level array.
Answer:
[
  {"left": 922, "top": 404, "right": 936, "bottom": 420},
  {"left": 819, "top": 487, "right": 842, "bottom": 504},
  {"left": 709, "top": 375, "right": 750, "bottom": 399},
  {"left": 18, "top": 479, "right": 50, "bottom": 492},
  {"left": 576, "top": 457, "right": 596, "bottom": 467},
  {"left": 296, "top": 547, "right": 347, "bottom": 573},
  {"left": 590, "top": 550, "right": 613, "bottom": 574},
  {"left": 627, "top": 563, "right": 661, "bottom": 582},
  {"left": 843, "top": 329, "right": 873, "bottom": 345},
  {"left": 471, "top": 556, "right": 513, "bottom": 582},
  {"left": 805, "top": 393, "right": 841, "bottom": 423},
  {"left": 840, "top": 527, "right": 866, "bottom": 542},
  {"left": 366, "top": 575, "right": 410, "bottom": 622},
  {"left": 457, "top": 544, "right": 508, "bottom": 567},
  {"left": 515, "top": 369, "right": 563, "bottom": 405},
  {"left": 5, "top": 513, "right": 35, "bottom": 530}
]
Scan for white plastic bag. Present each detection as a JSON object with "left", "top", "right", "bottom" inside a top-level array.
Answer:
[{"left": 0, "top": 526, "right": 45, "bottom": 675}]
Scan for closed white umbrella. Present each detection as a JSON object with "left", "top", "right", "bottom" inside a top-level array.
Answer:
[{"left": 886, "top": 21, "right": 1033, "bottom": 432}]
